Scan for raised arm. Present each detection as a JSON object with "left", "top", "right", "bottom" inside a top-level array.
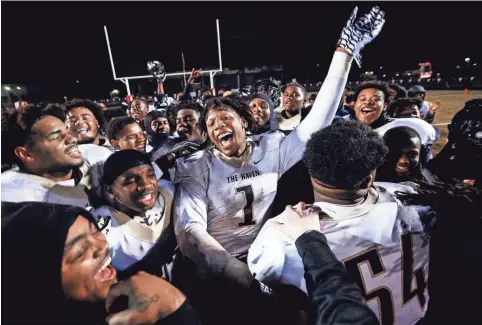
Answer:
[
  {"left": 279, "top": 7, "right": 386, "bottom": 173},
  {"left": 180, "top": 69, "right": 203, "bottom": 101},
  {"left": 298, "top": 6, "right": 385, "bottom": 142}
]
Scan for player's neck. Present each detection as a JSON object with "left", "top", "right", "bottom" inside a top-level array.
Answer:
[
  {"left": 312, "top": 178, "right": 367, "bottom": 205},
  {"left": 114, "top": 201, "right": 145, "bottom": 219},
  {"left": 27, "top": 166, "right": 74, "bottom": 183}
]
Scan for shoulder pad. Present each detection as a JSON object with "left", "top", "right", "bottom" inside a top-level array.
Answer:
[{"left": 175, "top": 151, "right": 210, "bottom": 182}]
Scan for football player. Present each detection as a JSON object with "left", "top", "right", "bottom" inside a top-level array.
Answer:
[
  {"left": 376, "top": 126, "right": 426, "bottom": 183},
  {"left": 249, "top": 120, "right": 431, "bottom": 325},
  {"left": 93, "top": 150, "right": 176, "bottom": 275},
  {"left": 347, "top": 81, "right": 437, "bottom": 165},
  {"left": 128, "top": 99, "right": 149, "bottom": 123},
  {"left": 174, "top": 6, "right": 386, "bottom": 277},
  {"left": 1, "top": 105, "right": 112, "bottom": 208},
  {"left": 408, "top": 85, "right": 442, "bottom": 124},
  {"left": 64, "top": 99, "right": 109, "bottom": 147},
  {"left": 275, "top": 83, "right": 307, "bottom": 132},
  {"left": 248, "top": 93, "right": 277, "bottom": 136}
]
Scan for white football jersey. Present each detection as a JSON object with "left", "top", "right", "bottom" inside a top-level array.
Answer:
[
  {"left": 1, "top": 144, "right": 112, "bottom": 209},
  {"left": 174, "top": 130, "right": 304, "bottom": 258},
  {"left": 274, "top": 108, "right": 302, "bottom": 132},
  {"left": 174, "top": 51, "right": 353, "bottom": 268},
  {"left": 78, "top": 143, "right": 113, "bottom": 191},
  {"left": 419, "top": 101, "right": 430, "bottom": 120},
  {"left": 1, "top": 169, "right": 91, "bottom": 209},
  {"left": 248, "top": 183, "right": 431, "bottom": 325},
  {"left": 93, "top": 179, "right": 175, "bottom": 271},
  {"left": 374, "top": 118, "right": 437, "bottom": 145}
]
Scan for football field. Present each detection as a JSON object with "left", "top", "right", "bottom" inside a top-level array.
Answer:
[{"left": 425, "top": 90, "right": 482, "bottom": 155}]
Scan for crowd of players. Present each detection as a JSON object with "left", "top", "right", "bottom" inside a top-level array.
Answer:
[{"left": 2, "top": 6, "right": 482, "bottom": 325}]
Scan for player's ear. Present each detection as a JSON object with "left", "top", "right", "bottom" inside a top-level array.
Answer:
[
  {"left": 14, "top": 146, "right": 34, "bottom": 164},
  {"left": 240, "top": 117, "right": 248, "bottom": 129},
  {"left": 104, "top": 184, "right": 115, "bottom": 201},
  {"left": 383, "top": 100, "right": 388, "bottom": 112},
  {"left": 111, "top": 139, "right": 120, "bottom": 150}
]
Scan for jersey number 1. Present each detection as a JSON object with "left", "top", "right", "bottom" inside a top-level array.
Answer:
[{"left": 236, "top": 185, "right": 255, "bottom": 226}]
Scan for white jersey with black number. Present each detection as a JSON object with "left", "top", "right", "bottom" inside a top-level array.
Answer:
[
  {"left": 174, "top": 51, "right": 353, "bottom": 269},
  {"left": 174, "top": 52, "right": 352, "bottom": 268},
  {"left": 93, "top": 179, "right": 175, "bottom": 271},
  {"left": 248, "top": 183, "right": 431, "bottom": 325},
  {"left": 175, "top": 131, "right": 304, "bottom": 257}
]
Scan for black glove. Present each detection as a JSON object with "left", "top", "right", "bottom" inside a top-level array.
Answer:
[{"left": 168, "top": 141, "right": 200, "bottom": 159}]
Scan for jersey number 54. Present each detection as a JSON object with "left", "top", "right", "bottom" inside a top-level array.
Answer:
[{"left": 343, "top": 233, "right": 427, "bottom": 325}]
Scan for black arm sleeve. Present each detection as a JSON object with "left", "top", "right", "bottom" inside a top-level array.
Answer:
[
  {"left": 153, "top": 154, "right": 176, "bottom": 180},
  {"left": 423, "top": 111, "right": 436, "bottom": 124},
  {"left": 155, "top": 299, "right": 202, "bottom": 325},
  {"left": 180, "top": 83, "right": 193, "bottom": 101},
  {"left": 295, "top": 230, "right": 379, "bottom": 325}
]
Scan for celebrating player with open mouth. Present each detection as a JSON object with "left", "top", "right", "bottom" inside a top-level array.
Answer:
[{"left": 174, "top": 6, "right": 386, "bottom": 277}]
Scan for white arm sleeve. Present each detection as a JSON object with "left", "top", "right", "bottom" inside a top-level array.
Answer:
[
  {"left": 173, "top": 163, "right": 232, "bottom": 275},
  {"left": 279, "top": 51, "right": 353, "bottom": 174},
  {"left": 247, "top": 219, "right": 286, "bottom": 282}
]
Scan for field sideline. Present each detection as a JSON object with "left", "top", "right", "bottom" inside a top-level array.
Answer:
[{"left": 425, "top": 90, "right": 481, "bottom": 155}]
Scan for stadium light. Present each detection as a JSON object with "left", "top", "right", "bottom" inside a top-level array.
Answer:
[
  {"left": 4, "top": 86, "right": 11, "bottom": 91},
  {"left": 465, "top": 57, "right": 471, "bottom": 63},
  {"left": 474, "top": 63, "right": 477, "bottom": 66},
  {"left": 76, "top": 80, "right": 80, "bottom": 83},
  {"left": 380, "top": 66, "right": 383, "bottom": 69},
  {"left": 16, "top": 86, "right": 21, "bottom": 90}
]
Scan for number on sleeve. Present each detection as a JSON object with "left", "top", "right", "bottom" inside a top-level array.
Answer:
[
  {"left": 236, "top": 185, "right": 255, "bottom": 226},
  {"left": 343, "top": 248, "right": 395, "bottom": 325}
]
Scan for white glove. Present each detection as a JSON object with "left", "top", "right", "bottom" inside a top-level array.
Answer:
[{"left": 337, "top": 6, "right": 385, "bottom": 68}]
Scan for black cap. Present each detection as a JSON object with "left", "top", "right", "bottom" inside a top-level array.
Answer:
[
  {"left": 2, "top": 202, "right": 99, "bottom": 324},
  {"left": 102, "top": 149, "right": 152, "bottom": 186}
]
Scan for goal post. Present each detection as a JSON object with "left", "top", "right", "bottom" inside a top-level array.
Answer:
[{"left": 104, "top": 20, "right": 223, "bottom": 96}]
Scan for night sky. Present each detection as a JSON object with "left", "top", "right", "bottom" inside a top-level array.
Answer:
[{"left": 2, "top": 1, "right": 481, "bottom": 100}]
